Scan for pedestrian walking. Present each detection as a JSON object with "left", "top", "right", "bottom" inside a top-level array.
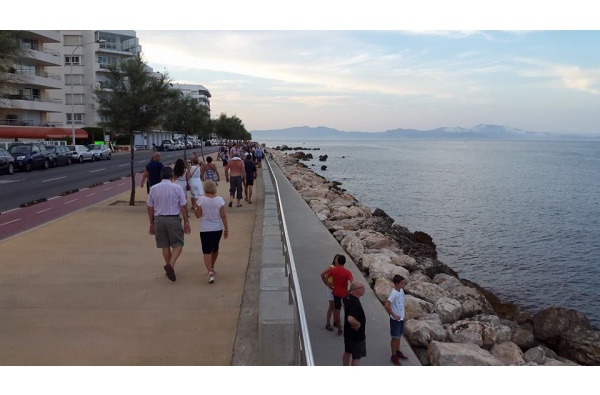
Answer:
[
  {"left": 147, "top": 166, "right": 191, "bottom": 282},
  {"left": 193, "top": 180, "right": 228, "bottom": 283},
  {"left": 224, "top": 153, "right": 245, "bottom": 208},
  {"left": 243, "top": 153, "right": 257, "bottom": 203},
  {"left": 141, "top": 152, "right": 163, "bottom": 193}
]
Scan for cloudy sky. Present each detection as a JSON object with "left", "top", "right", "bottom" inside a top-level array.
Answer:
[
  {"left": 30, "top": 1, "right": 600, "bottom": 136},
  {"left": 135, "top": 28, "right": 600, "bottom": 136}
]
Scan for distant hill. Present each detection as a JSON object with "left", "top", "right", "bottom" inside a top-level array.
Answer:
[{"left": 251, "top": 125, "right": 599, "bottom": 141}]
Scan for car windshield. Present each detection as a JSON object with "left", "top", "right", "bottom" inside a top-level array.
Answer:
[{"left": 9, "top": 145, "right": 29, "bottom": 154}]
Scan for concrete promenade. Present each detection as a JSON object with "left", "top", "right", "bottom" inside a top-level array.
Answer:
[{"left": 0, "top": 168, "right": 260, "bottom": 365}]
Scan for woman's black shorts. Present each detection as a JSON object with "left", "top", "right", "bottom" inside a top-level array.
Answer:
[{"left": 200, "top": 230, "right": 223, "bottom": 254}]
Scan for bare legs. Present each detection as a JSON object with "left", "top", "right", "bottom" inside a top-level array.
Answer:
[
  {"left": 162, "top": 246, "right": 183, "bottom": 268},
  {"left": 391, "top": 338, "right": 400, "bottom": 357},
  {"left": 326, "top": 300, "right": 334, "bottom": 328},
  {"left": 343, "top": 352, "right": 360, "bottom": 366},
  {"left": 204, "top": 251, "right": 219, "bottom": 282}
]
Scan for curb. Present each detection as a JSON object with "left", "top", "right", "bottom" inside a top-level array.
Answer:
[{"left": 20, "top": 198, "right": 48, "bottom": 208}]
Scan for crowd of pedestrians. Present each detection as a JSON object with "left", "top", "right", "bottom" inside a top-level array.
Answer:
[{"left": 144, "top": 141, "right": 264, "bottom": 286}]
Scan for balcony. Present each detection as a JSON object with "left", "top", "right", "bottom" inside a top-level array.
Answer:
[
  {"left": 20, "top": 46, "right": 62, "bottom": 67},
  {"left": 10, "top": 71, "right": 63, "bottom": 90},
  {"left": 0, "top": 95, "right": 63, "bottom": 112}
]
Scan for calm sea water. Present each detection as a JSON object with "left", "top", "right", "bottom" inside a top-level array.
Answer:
[{"left": 265, "top": 140, "right": 600, "bottom": 328}]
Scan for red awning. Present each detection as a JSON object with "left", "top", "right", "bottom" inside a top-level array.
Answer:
[{"left": 0, "top": 126, "right": 88, "bottom": 140}]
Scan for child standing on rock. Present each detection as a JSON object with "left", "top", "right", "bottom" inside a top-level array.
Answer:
[{"left": 385, "top": 274, "right": 408, "bottom": 365}]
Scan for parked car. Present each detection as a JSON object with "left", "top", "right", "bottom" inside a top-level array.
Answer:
[
  {"left": 0, "top": 148, "right": 15, "bottom": 175},
  {"left": 87, "top": 144, "right": 112, "bottom": 160},
  {"left": 45, "top": 145, "right": 72, "bottom": 167},
  {"left": 160, "top": 139, "right": 174, "bottom": 151},
  {"left": 172, "top": 139, "right": 184, "bottom": 150},
  {"left": 67, "top": 145, "right": 95, "bottom": 163},
  {"left": 8, "top": 143, "right": 51, "bottom": 171}
]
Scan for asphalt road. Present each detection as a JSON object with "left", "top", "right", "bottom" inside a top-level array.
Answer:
[{"left": 0, "top": 147, "right": 218, "bottom": 214}]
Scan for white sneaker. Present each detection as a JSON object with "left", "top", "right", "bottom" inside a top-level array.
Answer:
[{"left": 208, "top": 270, "right": 215, "bottom": 283}]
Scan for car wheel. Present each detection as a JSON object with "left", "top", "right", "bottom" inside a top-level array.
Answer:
[
  {"left": 43, "top": 159, "right": 50, "bottom": 170},
  {"left": 7, "top": 163, "right": 14, "bottom": 175},
  {"left": 25, "top": 160, "right": 33, "bottom": 172},
  {"left": 79, "top": 156, "right": 83, "bottom": 164}
]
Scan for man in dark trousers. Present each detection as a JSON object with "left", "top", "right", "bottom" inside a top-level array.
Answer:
[
  {"left": 141, "top": 152, "right": 163, "bottom": 193},
  {"left": 342, "top": 281, "right": 367, "bottom": 366}
]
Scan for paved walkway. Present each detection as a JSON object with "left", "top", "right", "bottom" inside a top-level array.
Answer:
[{"left": 0, "top": 170, "right": 260, "bottom": 365}]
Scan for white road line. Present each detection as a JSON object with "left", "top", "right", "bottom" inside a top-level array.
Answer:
[
  {"left": 48, "top": 196, "right": 60, "bottom": 201},
  {"left": 89, "top": 169, "right": 105, "bottom": 173},
  {"left": 64, "top": 199, "right": 77, "bottom": 204},
  {"left": 0, "top": 179, "right": 26, "bottom": 185},
  {"left": 42, "top": 176, "right": 67, "bottom": 183},
  {"left": 86, "top": 192, "right": 97, "bottom": 197},
  {"left": 118, "top": 164, "right": 129, "bottom": 167},
  {"left": 36, "top": 208, "right": 53, "bottom": 214},
  {"left": 0, "top": 218, "right": 21, "bottom": 227},
  {"left": 103, "top": 187, "right": 113, "bottom": 191}
]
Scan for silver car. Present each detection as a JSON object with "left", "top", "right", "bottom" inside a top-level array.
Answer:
[
  {"left": 67, "top": 145, "right": 95, "bottom": 163},
  {"left": 87, "top": 144, "right": 112, "bottom": 160}
]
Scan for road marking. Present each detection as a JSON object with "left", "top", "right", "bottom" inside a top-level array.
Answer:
[
  {"left": 0, "top": 218, "right": 21, "bottom": 227},
  {"left": 42, "top": 176, "right": 67, "bottom": 183},
  {"left": 64, "top": 199, "right": 77, "bottom": 204},
  {"left": 103, "top": 187, "right": 113, "bottom": 191},
  {"left": 36, "top": 208, "right": 53, "bottom": 214},
  {"left": 86, "top": 192, "right": 97, "bottom": 197},
  {"left": 48, "top": 196, "right": 60, "bottom": 201},
  {"left": 118, "top": 164, "right": 129, "bottom": 167},
  {"left": 0, "top": 179, "right": 26, "bottom": 185},
  {"left": 89, "top": 169, "right": 105, "bottom": 173}
]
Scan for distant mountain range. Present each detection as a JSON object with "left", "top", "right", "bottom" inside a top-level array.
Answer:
[{"left": 250, "top": 125, "right": 600, "bottom": 141}]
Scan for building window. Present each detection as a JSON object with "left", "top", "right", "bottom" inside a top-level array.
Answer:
[
  {"left": 64, "top": 35, "right": 81, "bottom": 46},
  {"left": 97, "top": 55, "right": 117, "bottom": 69},
  {"left": 66, "top": 94, "right": 84, "bottom": 105},
  {"left": 65, "top": 55, "right": 81, "bottom": 66},
  {"left": 20, "top": 37, "right": 39, "bottom": 51},
  {"left": 65, "top": 74, "right": 83, "bottom": 86},
  {"left": 66, "top": 113, "right": 84, "bottom": 124}
]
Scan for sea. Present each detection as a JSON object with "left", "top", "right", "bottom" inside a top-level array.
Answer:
[{"left": 263, "top": 139, "right": 600, "bottom": 329}]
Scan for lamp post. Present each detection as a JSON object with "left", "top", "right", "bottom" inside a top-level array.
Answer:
[{"left": 70, "top": 39, "right": 105, "bottom": 145}]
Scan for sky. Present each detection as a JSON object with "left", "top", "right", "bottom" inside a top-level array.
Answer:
[
  {"left": 135, "top": 29, "right": 600, "bottom": 136},
  {"left": 18, "top": 1, "right": 600, "bottom": 137}
]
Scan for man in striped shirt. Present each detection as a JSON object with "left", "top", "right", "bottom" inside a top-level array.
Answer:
[{"left": 147, "top": 166, "right": 191, "bottom": 282}]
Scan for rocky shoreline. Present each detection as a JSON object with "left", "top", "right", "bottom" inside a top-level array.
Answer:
[{"left": 268, "top": 145, "right": 599, "bottom": 366}]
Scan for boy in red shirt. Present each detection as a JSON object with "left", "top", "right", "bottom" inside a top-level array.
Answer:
[{"left": 324, "top": 255, "right": 353, "bottom": 335}]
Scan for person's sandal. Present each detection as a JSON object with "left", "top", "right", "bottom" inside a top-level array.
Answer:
[{"left": 325, "top": 324, "right": 334, "bottom": 332}]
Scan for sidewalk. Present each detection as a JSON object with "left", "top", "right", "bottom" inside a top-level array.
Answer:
[{"left": 0, "top": 174, "right": 259, "bottom": 365}]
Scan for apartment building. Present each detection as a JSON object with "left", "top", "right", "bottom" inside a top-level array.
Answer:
[
  {"left": 172, "top": 83, "right": 212, "bottom": 113},
  {"left": 45, "top": 30, "right": 141, "bottom": 129},
  {"left": 0, "top": 30, "right": 63, "bottom": 128}
]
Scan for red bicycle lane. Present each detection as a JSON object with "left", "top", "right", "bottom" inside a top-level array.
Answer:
[{"left": 0, "top": 174, "right": 143, "bottom": 241}]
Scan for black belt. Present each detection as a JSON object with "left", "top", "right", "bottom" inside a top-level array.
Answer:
[{"left": 157, "top": 215, "right": 179, "bottom": 217}]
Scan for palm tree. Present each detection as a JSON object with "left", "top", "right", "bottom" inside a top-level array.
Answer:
[{"left": 95, "top": 54, "right": 176, "bottom": 205}]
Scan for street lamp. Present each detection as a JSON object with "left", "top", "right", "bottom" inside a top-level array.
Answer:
[{"left": 70, "top": 39, "right": 106, "bottom": 145}]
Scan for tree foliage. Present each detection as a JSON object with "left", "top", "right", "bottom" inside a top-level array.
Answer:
[
  {"left": 94, "top": 53, "right": 175, "bottom": 205},
  {"left": 0, "top": 30, "right": 23, "bottom": 95},
  {"left": 212, "top": 112, "right": 251, "bottom": 141}
]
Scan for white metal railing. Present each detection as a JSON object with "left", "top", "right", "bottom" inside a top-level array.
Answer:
[{"left": 265, "top": 156, "right": 315, "bottom": 366}]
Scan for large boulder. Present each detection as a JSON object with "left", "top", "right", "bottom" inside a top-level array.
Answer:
[
  {"left": 433, "top": 297, "right": 462, "bottom": 324},
  {"left": 373, "top": 277, "right": 393, "bottom": 303},
  {"left": 447, "top": 285, "right": 495, "bottom": 318},
  {"left": 490, "top": 341, "right": 525, "bottom": 366},
  {"left": 511, "top": 327, "right": 536, "bottom": 350},
  {"left": 405, "top": 294, "right": 433, "bottom": 320},
  {"left": 533, "top": 307, "right": 592, "bottom": 345},
  {"left": 340, "top": 234, "right": 365, "bottom": 266},
  {"left": 366, "top": 259, "right": 410, "bottom": 282},
  {"left": 445, "top": 320, "right": 485, "bottom": 347},
  {"left": 432, "top": 273, "right": 463, "bottom": 292},
  {"left": 523, "top": 346, "right": 546, "bottom": 365},
  {"left": 428, "top": 341, "right": 503, "bottom": 366},
  {"left": 405, "top": 280, "right": 449, "bottom": 305},
  {"left": 556, "top": 329, "right": 600, "bottom": 366},
  {"left": 405, "top": 318, "right": 447, "bottom": 347}
]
